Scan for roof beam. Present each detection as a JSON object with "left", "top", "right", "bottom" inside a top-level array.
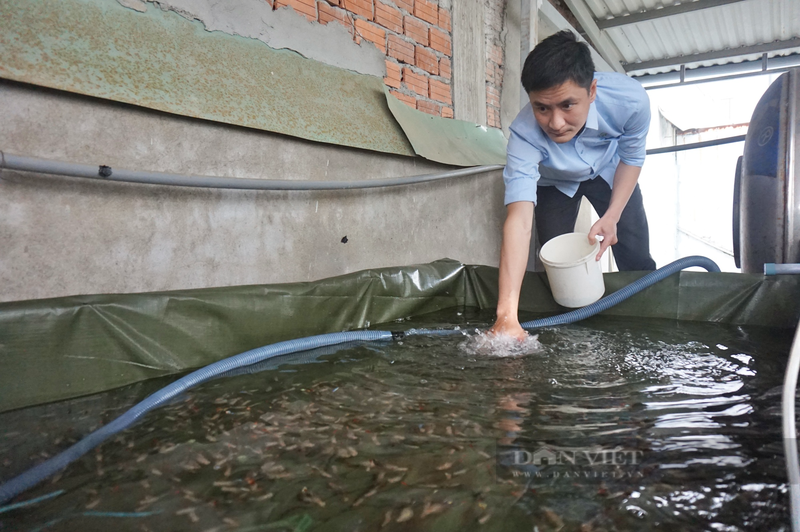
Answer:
[
  {"left": 634, "top": 53, "right": 800, "bottom": 89},
  {"left": 560, "top": 0, "right": 626, "bottom": 73},
  {"left": 624, "top": 37, "right": 800, "bottom": 72},
  {"left": 538, "top": 0, "right": 614, "bottom": 72},
  {"left": 596, "top": 0, "right": 747, "bottom": 30}
]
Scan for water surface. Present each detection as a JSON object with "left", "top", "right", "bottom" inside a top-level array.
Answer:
[{"left": 0, "top": 309, "right": 795, "bottom": 531}]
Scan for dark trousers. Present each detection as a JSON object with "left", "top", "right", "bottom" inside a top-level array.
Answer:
[{"left": 535, "top": 177, "right": 656, "bottom": 271}]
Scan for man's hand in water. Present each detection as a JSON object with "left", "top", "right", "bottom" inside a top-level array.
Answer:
[{"left": 489, "top": 315, "right": 528, "bottom": 341}]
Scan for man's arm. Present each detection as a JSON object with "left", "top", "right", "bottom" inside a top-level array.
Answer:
[
  {"left": 589, "top": 77, "right": 650, "bottom": 259},
  {"left": 588, "top": 161, "right": 641, "bottom": 260},
  {"left": 489, "top": 201, "right": 534, "bottom": 341}
]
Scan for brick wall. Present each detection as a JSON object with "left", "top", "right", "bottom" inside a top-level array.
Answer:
[
  {"left": 274, "top": 0, "right": 454, "bottom": 118},
  {"left": 272, "top": 1, "right": 508, "bottom": 128}
]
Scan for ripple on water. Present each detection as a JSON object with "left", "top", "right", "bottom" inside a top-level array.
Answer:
[{"left": 458, "top": 331, "right": 543, "bottom": 357}]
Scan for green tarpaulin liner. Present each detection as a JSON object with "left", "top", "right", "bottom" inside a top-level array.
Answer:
[
  {"left": 1, "top": 259, "right": 799, "bottom": 413},
  {"left": 384, "top": 87, "right": 508, "bottom": 167}
]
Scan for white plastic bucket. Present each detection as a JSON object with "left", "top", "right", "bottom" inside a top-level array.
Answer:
[{"left": 539, "top": 232, "right": 605, "bottom": 308}]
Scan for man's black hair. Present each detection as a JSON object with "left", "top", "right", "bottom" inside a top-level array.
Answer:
[{"left": 521, "top": 30, "right": 595, "bottom": 94}]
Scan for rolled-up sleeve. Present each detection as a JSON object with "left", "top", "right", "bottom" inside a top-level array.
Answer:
[
  {"left": 616, "top": 86, "right": 650, "bottom": 167},
  {"left": 503, "top": 129, "right": 544, "bottom": 206}
]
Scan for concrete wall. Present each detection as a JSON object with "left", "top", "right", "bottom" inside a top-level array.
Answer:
[
  {"left": 0, "top": 80, "right": 505, "bottom": 302},
  {"left": 0, "top": 0, "right": 514, "bottom": 303}
]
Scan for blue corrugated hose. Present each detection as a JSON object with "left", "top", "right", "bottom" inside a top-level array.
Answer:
[
  {"left": 0, "top": 255, "right": 720, "bottom": 505},
  {"left": 520, "top": 255, "right": 721, "bottom": 329}
]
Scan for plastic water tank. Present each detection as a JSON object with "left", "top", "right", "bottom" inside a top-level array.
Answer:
[{"left": 734, "top": 68, "right": 800, "bottom": 273}]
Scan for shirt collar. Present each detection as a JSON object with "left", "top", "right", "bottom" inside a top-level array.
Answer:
[{"left": 585, "top": 102, "right": 598, "bottom": 130}]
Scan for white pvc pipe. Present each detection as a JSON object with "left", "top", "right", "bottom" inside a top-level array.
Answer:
[
  {"left": 782, "top": 318, "right": 800, "bottom": 532},
  {"left": 0, "top": 152, "right": 504, "bottom": 191}
]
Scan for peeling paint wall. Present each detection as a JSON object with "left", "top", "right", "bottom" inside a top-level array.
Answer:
[
  {"left": 118, "top": 0, "right": 387, "bottom": 77},
  {"left": 214, "top": 0, "right": 460, "bottom": 119}
]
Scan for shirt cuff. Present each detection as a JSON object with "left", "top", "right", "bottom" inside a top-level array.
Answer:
[
  {"left": 619, "top": 154, "right": 645, "bottom": 167},
  {"left": 503, "top": 177, "right": 538, "bottom": 206}
]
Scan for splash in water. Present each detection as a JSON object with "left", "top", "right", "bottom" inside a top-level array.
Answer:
[{"left": 459, "top": 330, "right": 542, "bottom": 357}]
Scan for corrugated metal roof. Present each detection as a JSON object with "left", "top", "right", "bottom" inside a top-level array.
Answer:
[{"left": 563, "top": 0, "right": 800, "bottom": 78}]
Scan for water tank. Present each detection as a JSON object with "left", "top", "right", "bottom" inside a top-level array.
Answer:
[{"left": 734, "top": 68, "right": 800, "bottom": 273}]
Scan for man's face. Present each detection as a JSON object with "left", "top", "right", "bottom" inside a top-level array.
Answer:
[{"left": 529, "top": 79, "right": 597, "bottom": 143}]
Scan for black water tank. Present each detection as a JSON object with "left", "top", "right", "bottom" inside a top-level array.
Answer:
[{"left": 735, "top": 68, "right": 800, "bottom": 273}]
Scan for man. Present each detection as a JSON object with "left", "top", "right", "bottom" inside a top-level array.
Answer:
[{"left": 490, "top": 30, "right": 656, "bottom": 340}]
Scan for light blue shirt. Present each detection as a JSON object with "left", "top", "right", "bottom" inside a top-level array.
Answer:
[{"left": 503, "top": 71, "right": 650, "bottom": 206}]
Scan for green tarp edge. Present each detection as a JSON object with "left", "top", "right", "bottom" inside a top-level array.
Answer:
[
  {"left": 384, "top": 87, "right": 508, "bottom": 166},
  {"left": 2, "top": 259, "right": 799, "bottom": 413},
  {"left": 466, "top": 266, "right": 800, "bottom": 328},
  {"left": 0, "top": 260, "right": 468, "bottom": 413}
]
